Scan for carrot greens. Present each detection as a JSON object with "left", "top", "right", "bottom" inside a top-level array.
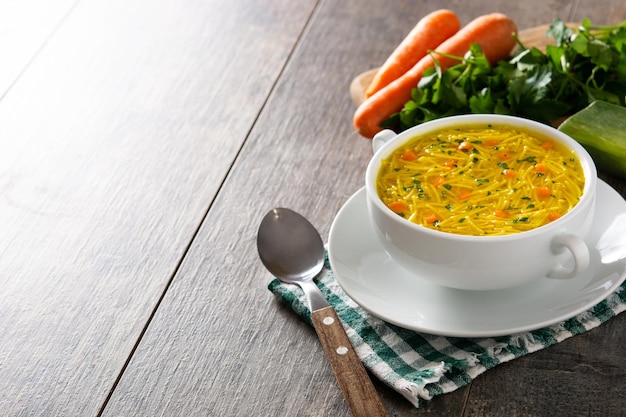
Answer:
[{"left": 381, "top": 18, "right": 626, "bottom": 132}]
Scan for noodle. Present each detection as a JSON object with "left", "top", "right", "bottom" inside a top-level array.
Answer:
[{"left": 376, "top": 124, "right": 585, "bottom": 236}]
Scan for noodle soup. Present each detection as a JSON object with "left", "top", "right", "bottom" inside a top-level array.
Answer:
[
  {"left": 365, "top": 115, "right": 596, "bottom": 290},
  {"left": 376, "top": 124, "right": 585, "bottom": 236}
]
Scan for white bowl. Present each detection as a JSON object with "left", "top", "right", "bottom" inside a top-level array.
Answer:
[{"left": 365, "top": 115, "right": 597, "bottom": 290}]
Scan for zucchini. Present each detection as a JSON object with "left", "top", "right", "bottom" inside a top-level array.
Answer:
[{"left": 558, "top": 100, "right": 626, "bottom": 179}]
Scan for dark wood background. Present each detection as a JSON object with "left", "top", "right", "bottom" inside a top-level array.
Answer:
[{"left": 1, "top": 0, "right": 624, "bottom": 416}]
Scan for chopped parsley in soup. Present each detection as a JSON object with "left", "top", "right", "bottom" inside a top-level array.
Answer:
[{"left": 376, "top": 124, "right": 585, "bottom": 236}]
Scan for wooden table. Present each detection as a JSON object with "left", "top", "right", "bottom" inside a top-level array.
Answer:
[{"left": 2, "top": 0, "right": 625, "bottom": 415}]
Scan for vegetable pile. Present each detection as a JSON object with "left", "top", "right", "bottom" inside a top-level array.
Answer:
[
  {"left": 353, "top": 11, "right": 517, "bottom": 138},
  {"left": 380, "top": 18, "right": 626, "bottom": 133},
  {"left": 354, "top": 11, "right": 626, "bottom": 178}
]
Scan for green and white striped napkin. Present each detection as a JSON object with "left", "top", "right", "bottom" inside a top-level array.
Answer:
[{"left": 267, "top": 252, "right": 626, "bottom": 408}]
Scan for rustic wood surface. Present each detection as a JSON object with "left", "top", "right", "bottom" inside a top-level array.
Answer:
[{"left": 1, "top": 0, "right": 624, "bottom": 416}]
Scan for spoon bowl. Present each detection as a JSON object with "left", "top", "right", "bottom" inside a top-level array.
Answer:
[
  {"left": 257, "top": 208, "right": 325, "bottom": 284},
  {"left": 257, "top": 208, "right": 388, "bottom": 417}
]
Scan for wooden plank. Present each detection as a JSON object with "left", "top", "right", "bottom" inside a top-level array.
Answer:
[
  {"left": 465, "top": 317, "right": 626, "bottom": 416},
  {"left": 0, "top": 0, "right": 315, "bottom": 415},
  {"left": 0, "top": 0, "right": 77, "bottom": 98},
  {"left": 102, "top": 0, "right": 626, "bottom": 416}
]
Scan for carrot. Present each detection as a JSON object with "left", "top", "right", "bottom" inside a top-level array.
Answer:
[
  {"left": 388, "top": 201, "right": 408, "bottom": 214},
  {"left": 425, "top": 213, "right": 440, "bottom": 224},
  {"left": 498, "top": 150, "right": 512, "bottom": 160},
  {"left": 548, "top": 212, "right": 561, "bottom": 221},
  {"left": 354, "top": 13, "right": 518, "bottom": 138},
  {"left": 457, "top": 141, "right": 473, "bottom": 152},
  {"left": 365, "top": 9, "right": 461, "bottom": 98},
  {"left": 494, "top": 209, "right": 509, "bottom": 218},
  {"left": 457, "top": 190, "right": 472, "bottom": 200},
  {"left": 536, "top": 186, "right": 552, "bottom": 198},
  {"left": 502, "top": 169, "right": 517, "bottom": 178},
  {"left": 401, "top": 149, "right": 418, "bottom": 161}
]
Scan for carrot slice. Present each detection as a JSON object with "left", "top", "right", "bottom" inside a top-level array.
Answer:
[
  {"left": 354, "top": 13, "right": 518, "bottom": 138},
  {"left": 457, "top": 141, "right": 473, "bottom": 152},
  {"left": 494, "top": 209, "right": 509, "bottom": 218},
  {"left": 388, "top": 201, "right": 408, "bottom": 214},
  {"left": 401, "top": 149, "right": 418, "bottom": 161},
  {"left": 536, "top": 186, "right": 552, "bottom": 198},
  {"left": 433, "top": 176, "right": 445, "bottom": 187},
  {"left": 365, "top": 9, "right": 461, "bottom": 98},
  {"left": 457, "top": 190, "right": 472, "bottom": 200},
  {"left": 502, "top": 169, "right": 517, "bottom": 178},
  {"left": 548, "top": 212, "right": 561, "bottom": 221},
  {"left": 498, "top": 150, "right": 512, "bottom": 160},
  {"left": 425, "top": 213, "right": 440, "bottom": 224}
]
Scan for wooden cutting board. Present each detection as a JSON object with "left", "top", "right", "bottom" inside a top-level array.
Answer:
[{"left": 349, "top": 23, "right": 573, "bottom": 106}]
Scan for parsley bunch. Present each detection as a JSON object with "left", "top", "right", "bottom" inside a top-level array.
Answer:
[{"left": 382, "top": 18, "right": 626, "bottom": 132}]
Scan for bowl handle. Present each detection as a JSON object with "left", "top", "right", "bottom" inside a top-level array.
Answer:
[
  {"left": 372, "top": 129, "right": 397, "bottom": 153},
  {"left": 548, "top": 233, "right": 590, "bottom": 279}
]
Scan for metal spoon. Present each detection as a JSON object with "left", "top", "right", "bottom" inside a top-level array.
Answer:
[{"left": 257, "top": 208, "right": 388, "bottom": 417}]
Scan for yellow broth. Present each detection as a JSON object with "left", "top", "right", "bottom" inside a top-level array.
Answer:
[{"left": 376, "top": 124, "right": 585, "bottom": 236}]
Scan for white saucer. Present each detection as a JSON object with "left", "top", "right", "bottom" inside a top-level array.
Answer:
[{"left": 328, "top": 180, "right": 626, "bottom": 337}]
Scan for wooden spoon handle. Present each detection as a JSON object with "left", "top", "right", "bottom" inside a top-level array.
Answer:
[{"left": 311, "top": 306, "right": 389, "bottom": 417}]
